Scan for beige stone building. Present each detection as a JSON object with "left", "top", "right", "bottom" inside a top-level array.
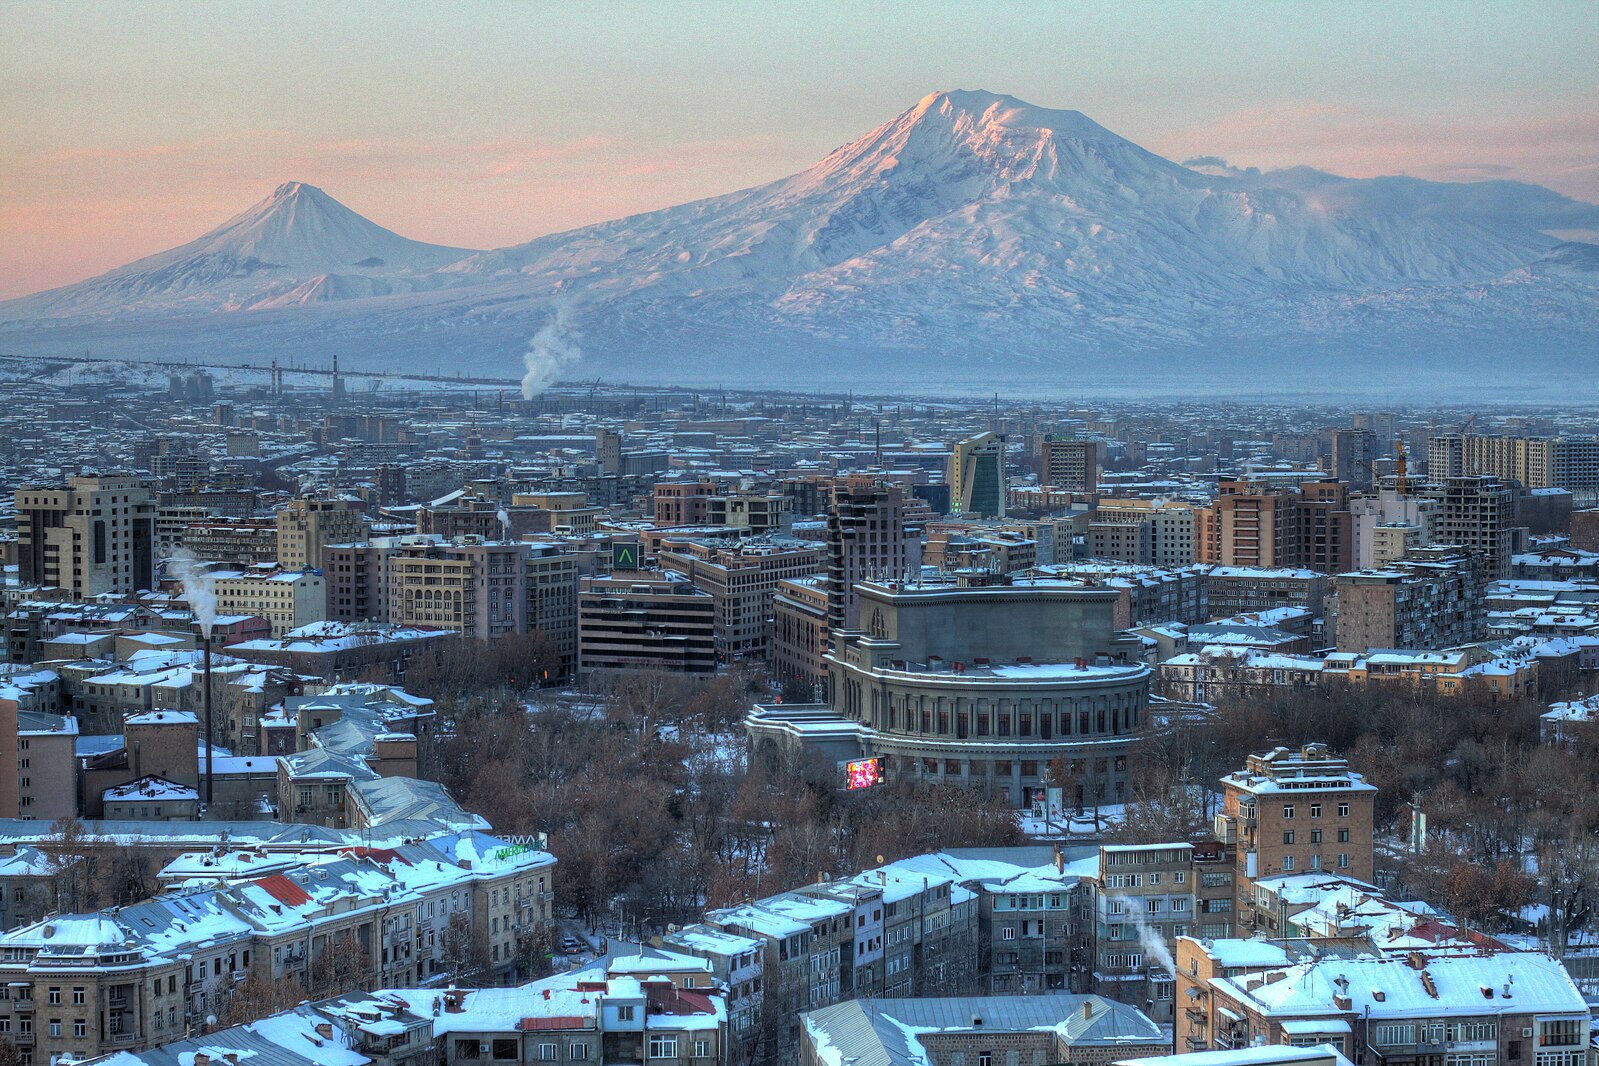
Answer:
[
  {"left": 277, "top": 497, "right": 368, "bottom": 572},
  {"left": 15, "top": 475, "right": 158, "bottom": 598}
]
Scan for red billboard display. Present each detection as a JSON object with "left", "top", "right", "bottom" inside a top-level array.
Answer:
[{"left": 844, "top": 757, "right": 884, "bottom": 790}]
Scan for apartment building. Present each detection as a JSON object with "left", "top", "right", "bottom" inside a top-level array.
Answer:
[
  {"left": 277, "top": 496, "right": 368, "bottom": 572},
  {"left": 1215, "top": 745, "right": 1377, "bottom": 930},
  {"left": 770, "top": 575, "right": 829, "bottom": 693},
  {"left": 385, "top": 539, "right": 529, "bottom": 640},
  {"left": 212, "top": 568, "right": 327, "bottom": 637},
  {"left": 1043, "top": 437, "right": 1100, "bottom": 494},
  {"left": 1095, "top": 499, "right": 1198, "bottom": 568},
  {"left": 825, "top": 477, "right": 925, "bottom": 641},
  {"left": 1090, "top": 843, "right": 1196, "bottom": 1024},
  {"left": 1188, "top": 949, "right": 1588, "bottom": 1066},
  {"left": 0, "top": 833, "right": 556, "bottom": 1066},
  {"left": 659, "top": 537, "right": 824, "bottom": 660},
  {"left": 1203, "top": 567, "right": 1328, "bottom": 619},
  {"left": 1328, "top": 556, "right": 1480, "bottom": 652},
  {"left": 1196, "top": 480, "right": 1351, "bottom": 574},
  {"left": 15, "top": 475, "right": 158, "bottom": 598},
  {"left": 1431, "top": 432, "right": 1599, "bottom": 494},
  {"left": 1419, "top": 476, "right": 1518, "bottom": 580}
]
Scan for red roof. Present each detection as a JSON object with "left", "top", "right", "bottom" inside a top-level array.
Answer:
[
  {"left": 254, "top": 873, "right": 312, "bottom": 906},
  {"left": 519, "top": 1017, "right": 587, "bottom": 1031}
]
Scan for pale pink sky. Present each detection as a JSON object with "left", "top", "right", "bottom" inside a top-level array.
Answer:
[{"left": 2, "top": 1, "right": 1595, "bottom": 300}]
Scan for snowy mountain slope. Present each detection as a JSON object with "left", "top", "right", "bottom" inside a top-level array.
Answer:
[
  {"left": 3, "top": 91, "right": 1597, "bottom": 389},
  {"left": 2, "top": 182, "right": 475, "bottom": 319}
]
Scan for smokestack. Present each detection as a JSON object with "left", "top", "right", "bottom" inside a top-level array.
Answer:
[{"left": 203, "top": 632, "right": 214, "bottom": 809}]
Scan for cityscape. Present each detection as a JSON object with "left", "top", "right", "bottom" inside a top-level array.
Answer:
[{"left": 0, "top": 5, "right": 1596, "bottom": 1066}]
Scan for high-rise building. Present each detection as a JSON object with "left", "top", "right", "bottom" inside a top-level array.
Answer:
[
  {"left": 1041, "top": 437, "right": 1098, "bottom": 494},
  {"left": 948, "top": 431, "right": 1006, "bottom": 517},
  {"left": 1429, "top": 432, "right": 1599, "bottom": 493},
  {"left": 1196, "top": 480, "right": 1351, "bottom": 573},
  {"left": 276, "top": 496, "right": 367, "bottom": 572},
  {"left": 15, "top": 474, "right": 157, "bottom": 597},
  {"left": 825, "top": 477, "right": 924, "bottom": 645},
  {"left": 659, "top": 538, "right": 826, "bottom": 660},
  {"left": 1419, "top": 475, "right": 1516, "bottom": 579},
  {"left": 1329, "top": 428, "right": 1379, "bottom": 489},
  {"left": 1328, "top": 553, "right": 1480, "bottom": 652},
  {"left": 595, "top": 427, "right": 623, "bottom": 476}
]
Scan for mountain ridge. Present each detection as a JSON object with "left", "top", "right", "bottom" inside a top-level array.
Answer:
[{"left": 3, "top": 89, "right": 1597, "bottom": 391}]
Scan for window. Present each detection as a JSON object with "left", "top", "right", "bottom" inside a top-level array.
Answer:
[
  {"left": 1283, "top": 830, "right": 1295, "bottom": 844},
  {"left": 494, "top": 1040, "right": 519, "bottom": 1059},
  {"left": 569, "top": 1048, "right": 588, "bottom": 1061},
  {"left": 1338, "top": 828, "right": 1350, "bottom": 843},
  {"left": 72, "top": 988, "right": 83, "bottom": 1005},
  {"left": 1310, "top": 803, "right": 1322, "bottom": 817},
  {"left": 648, "top": 1035, "right": 679, "bottom": 1059},
  {"left": 1282, "top": 805, "right": 1295, "bottom": 819},
  {"left": 1310, "top": 830, "right": 1322, "bottom": 844},
  {"left": 1282, "top": 855, "right": 1296, "bottom": 871},
  {"left": 48, "top": 1021, "right": 60, "bottom": 1038},
  {"left": 693, "top": 1040, "right": 711, "bottom": 1058},
  {"left": 1338, "top": 853, "right": 1349, "bottom": 868},
  {"left": 1539, "top": 1020, "right": 1582, "bottom": 1047},
  {"left": 617, "top": 1005, "right": 636, "bottom": 1021},
  {"left": 1338, "top": 802, "right": 1350, "bottom": 817},
  {"left": 1375, "top": 1024, "right": 1414, "bottom": 1047},
  {"left": 47, "top": 988, "right": 60, "bottom": 1005},
  {"left": 1173, "top": 871, "right": 1186, "bottom": 884},
  {"left": 536, "top": 1044, "right": 556, "bottom": 1062},
  {"left": 1002, "top": 927, "right": 1016, "bottom": 940},
  {"left": 74, "top": 1020, "right": 86, "bottom": 1038}
]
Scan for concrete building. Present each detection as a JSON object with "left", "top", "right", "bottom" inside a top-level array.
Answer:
[
  {"left": 1043, "top": 437, "right": 1100, "bottom": 494},
  {"left": 1203, "top": 567, "right": 1328, "bottom": 620},
  {"left": 1214, "top": 744, "right": 1376, "bottom": 929},
  {"left": 213, "top": 568, "right": 328, "bottom": 637},
  {"left": 577, "top": 573, "right": 716, "bottom": 674},
  {"left": 0, "top": 705, "right": 77, "bottom": 821},
  {"left": 825, "top": 477, "right": 924, "bottom": 642},
  {"left": 1419, "top": 476, "right": 1517, "bottom": 580},
  {"left": 949, "top": 432, "right": 1007, "bottom": 518},
  {"left": 276, "top": 496, "right": 368, "bottom": 572},
  {"left": 1430, "top": 431, "right": 1599, "bottom": 494},
  {"left": 1330, "top": 428, "right": 1379, "bottom": 489},
  {"left": 1197, "top": 480, "right": 1351, "bottom": 574},
  {"left": 770, "top": 576, "right": 830, "bottom": 693},
  {"left": 659, "top": 537, "right": 825, "bottom": 660},
  {"left": 1094, "top": 498, "right": 1199, "bottom": 568},
  {"left": 1328, "top": 556, "right": 1480, "bottom": 652},
  {"left": 15, "top": 475, "right": 157, "bottom": 598}
]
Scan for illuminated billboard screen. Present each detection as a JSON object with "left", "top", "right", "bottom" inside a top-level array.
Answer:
[{"left": 844, "top": 757, "right": 884, "bottom": 790}]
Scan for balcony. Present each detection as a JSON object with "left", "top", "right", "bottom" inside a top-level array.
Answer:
[
  {"left": 1185, "top": 1008, "right": 1208, "bottom": 1024},
  {"left": 1185, "top": 1037, "right": 1210, "bottom": 1052}
]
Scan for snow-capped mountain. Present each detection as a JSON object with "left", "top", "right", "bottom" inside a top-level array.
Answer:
[
  {"left": 4, "top": 91, "right": 1597, "bottom": 392},
  {"left": 4, "top": 181, "right": 475, "bottom": 319}
]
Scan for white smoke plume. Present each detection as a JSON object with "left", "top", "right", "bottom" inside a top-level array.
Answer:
[
  {"left": 1109, "top": 893, "right": 1178, "bottom": 975},
  {"left": 497, "top": 508, "right": 512, "bottom": 541},
  {"left": 169, "top": 548, "right": 218, "bottom": 636},
  {"left": 520, "top": 305, "right": 582, "bottom": 399}
]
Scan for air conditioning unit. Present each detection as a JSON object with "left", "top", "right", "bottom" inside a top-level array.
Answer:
[
  {"left": 1522, "top": 1028, "right": 1534, "bottom": 1039},
  {"left": 479, "top": 1044, "right": 491, "bottom": 1055}
]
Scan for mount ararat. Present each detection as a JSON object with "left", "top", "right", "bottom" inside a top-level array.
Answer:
[{"left": 4, "top": 91, "right": 1597, "bottom": 395}]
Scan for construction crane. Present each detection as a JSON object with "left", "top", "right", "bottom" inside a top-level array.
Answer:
[{"left": 1394, "top": 439, "right": 1410, "bottom": 496}]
